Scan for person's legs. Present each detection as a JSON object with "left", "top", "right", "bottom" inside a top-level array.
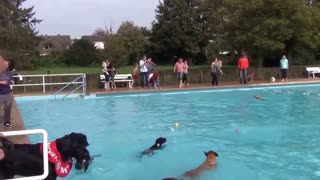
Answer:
[
  {"left": 285, "top": 69, "right": 288, "bottom": 82},
  {"left": 104, "top": 73, "right": 110, "bottom": 90},
  {"left": 184, "top": 73, "right": 189, "bottom": 86},
  {"left": 182, "top": 73, "right": 186, "bottom": 84},
  {"left": 179, "top": 73, "right": 183, "bottom": 88},
  {"left": 144, "top": 72, "right": 149, "bottom": 88},
  {"left": 239, "top": 70, "right": 244, "bottom": 84},
  {"left": 2, "top": 94, "right": 13, "bottom": 128},
  {"left": 140, "top": 72, "right": 145, "bottom": 88},
  {"left": 214, "top": 73, "right": 219, "bottom": 86},
  {"left": 215, "top": 73, "right": 219, "bottom": 86},
  {"left": 243, "top": 69, "right": 248, "bottom": 84},
  {"left": 280, "top": 69, "right": 285, "bottom": 82},
  {"left": 211, "top": 72, "right": 215, "bottom": 86}
]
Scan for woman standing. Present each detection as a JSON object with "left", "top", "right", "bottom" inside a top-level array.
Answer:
[
  {"left": 107, "top": 60, "right": 116, "bottom": 89},
  {"left": 211, "top": 58, "right": 223, "bottom": 86},
  {"left": 182, "top": 60, "right": 190, "bottom": 86},
  {"left": 102, "top": 60, "right": 109, "bottom": 90},
  {"left": 280, "top": 55, "right": 289, "bottom": 82}
]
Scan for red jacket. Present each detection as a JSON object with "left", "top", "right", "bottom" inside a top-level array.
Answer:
[{"left": 238, "top": 56, "right": 249, "bottom": 70}]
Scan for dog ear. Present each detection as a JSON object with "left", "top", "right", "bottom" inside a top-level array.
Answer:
[
  {"left": 204, "top": 151, "right": 208, "bottom": 157},
  {"left": 57, "top": 134, "right": 73, "bottom": 153},
  {"left": 68, "top": 133, "right": 89, "bottom": 147}
]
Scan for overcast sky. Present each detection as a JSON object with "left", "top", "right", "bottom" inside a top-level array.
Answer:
[{"left": 24, "top": 0, "right": 159, "bottom": 38}]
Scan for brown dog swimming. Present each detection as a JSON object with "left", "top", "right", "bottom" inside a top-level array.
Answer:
[
  {"left": 253, "top": 95, "right": 265, "bottom": 101},
  {"left": 162, "top": 150, "right": 218, "bottom": 180}
]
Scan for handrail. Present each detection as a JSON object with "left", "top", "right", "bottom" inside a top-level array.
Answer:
[
  {"left": 1, "top": 129, "right": 49, "bottom": 180},
  {"left": 13, "top": 73, "right": 85, "bottom": 78},
  {"left": 54, "top": 76, "right": 83, "bottom": 96},
  {"left": 62, "top": 84, "right": 84, "bottom": 99},
  {"left": 12, "top": 82, "right": 83, "bottom": 87},
  {"left": 11, "top": 73, "right": 86, "bottom": 97}
]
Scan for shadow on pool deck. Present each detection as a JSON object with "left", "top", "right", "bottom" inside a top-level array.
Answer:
[{"left": 4, "top": 78, "right": 320, "bottom": 144}]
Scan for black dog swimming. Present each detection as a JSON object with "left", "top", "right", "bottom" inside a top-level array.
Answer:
[
  {"left": 137, "top": 137, "right": 166, "bottom": 159},
  {"left": 0, "top": 132, "right": 92, "bottom": 180}
]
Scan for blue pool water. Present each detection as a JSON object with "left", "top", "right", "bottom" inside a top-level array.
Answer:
[{"left": 16, "top": 84, "right": 320, "bottom": 180}]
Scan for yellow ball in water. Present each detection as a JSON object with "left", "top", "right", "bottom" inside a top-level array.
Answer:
[{"left": 175, "top": 122, "right": 179, "bottom": 127}]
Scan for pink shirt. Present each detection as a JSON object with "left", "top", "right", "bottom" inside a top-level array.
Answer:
[
  {"left": 175, "top": 62, "right": 184, "bottom": 73},
  {"left": 183, "top": 64, "right": 188, "bottom": 73}
]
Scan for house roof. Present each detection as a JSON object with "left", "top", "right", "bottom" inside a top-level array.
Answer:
[
  {"left": 38, "top": 35, "right": 72, "bottom": 52},
  {"left": 81, "top": 35, "right": 105, "bottom": 43}
]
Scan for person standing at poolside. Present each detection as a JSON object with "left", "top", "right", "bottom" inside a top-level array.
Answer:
[
  {"left": 139, "top": 55, "right": 149, "bottom": 89},
  {"left": 211, "top": 58, "right": 223, "bottom": 86},
  {"left": 102, "top": 60, "right": 109, "bottom": 90},
  {"left": 182, "top": 60, "right": 190, "bottom": 86},
  {"left": 218, "top": 59, "right": 223, "bottom": 83},
  {"left": 0, "top": 57, "right": 14, "bottom": 128},
  {"left": 174, "top": 58, "right": 184, "bottom": 88},
  {"left": 131, "top": 63, "right": 139, "bottom": 89},
  {"left": 280, "top": 55, "right": 289, "bottom": 82},
  {"left": 238, "top": 52, "right": 249, "bottom": 84},
  {"left": 106, "top": 60, "right": 116, "bottom": 89},
  {"left": 147, "top": 57, "right": 156, "bottom": 74}
]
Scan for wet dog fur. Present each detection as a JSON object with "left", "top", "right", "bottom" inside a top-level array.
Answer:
[
  {"left": 162, "top": 150, "right": 218, "bottom": 180},
  {"left": 0, "top": 132, "right": 91, "bottom": 180},
  {"left": 137, "top": 137, "right": 166, "bottom": 159}
]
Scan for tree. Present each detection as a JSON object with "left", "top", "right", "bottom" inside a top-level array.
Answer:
[
  {"left": 0, "top": 0, "right": 41, "bottom": 51},
  {"left": 0, "top": 0, "right": 41, "bottom": 70},
  {"left": 62, "top": 39, "right": 101, "bottom": 66},
  {"left": 209, "top": 0, "right": 320, "bottom": 66},
  {"left": 104, "top": 21, "right": 145, "bottom": 66},
  {"left": 150, "top": 0, "right": 209, "bottom": 64}
]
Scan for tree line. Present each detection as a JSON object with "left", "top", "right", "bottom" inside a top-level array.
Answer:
[{"left": 1, "top": 0, "right": 320, "bottom": 69}]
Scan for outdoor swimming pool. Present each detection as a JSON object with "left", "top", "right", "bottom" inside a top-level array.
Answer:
[{"left": 17, "top": 84, "right": 320, "bottom": 180}]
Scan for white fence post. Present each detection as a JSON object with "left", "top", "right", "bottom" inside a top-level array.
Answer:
[{"left": 42, "top": 75, "right": 46, "bottom": 94}]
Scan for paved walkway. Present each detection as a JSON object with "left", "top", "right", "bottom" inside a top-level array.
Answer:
[{"left": 0, "top": 98, "right": 30, "bottom": 144}]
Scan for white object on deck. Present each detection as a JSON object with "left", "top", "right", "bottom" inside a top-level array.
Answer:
[
  {"left": 1, "top": 129, "right": 49, "bottom": 180},
  {"left": 306, "top": 67, "right": 320, "bottom": 78}
]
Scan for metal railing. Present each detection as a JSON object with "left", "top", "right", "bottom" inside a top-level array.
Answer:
[
  {"left": 53, "top": 74, "right": 86, "bottom": 99},
  {"left": 12, "top": 73, "right": 86, "bottom": 98},
  {"left": 1, "top": 129, "right": 49, "bottom": 180}
]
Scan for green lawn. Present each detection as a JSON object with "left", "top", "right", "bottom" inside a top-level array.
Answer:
[{"left": 18, "top": 65, "right": 210, "bottom": 75}]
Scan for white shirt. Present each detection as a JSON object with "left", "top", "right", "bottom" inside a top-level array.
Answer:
[
  {"left": 102, "top": 62, "right": 107, "bottom": 72},
  {"left": 139, "top": 60, "right": 148, "bottom": 72}
]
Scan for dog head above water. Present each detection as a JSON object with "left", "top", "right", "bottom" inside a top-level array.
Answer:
[
  {"left": 56, "top": 132, "right": 91, "bottom": 171},
  {"left": 203, "top": 150, "right": 218, "bottom": 165},
  {"left": 150, "top": 137, "right": 166, "bottom": 150},
  {"left": 74, "top": 148, "right": 92, "bottom": 172},
  {"left": 155, "top": 137, "right": 166, "bottom": 146}
]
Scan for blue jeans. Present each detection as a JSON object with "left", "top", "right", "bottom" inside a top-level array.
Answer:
[
  {"left": 140, "top": 72, "right": 149, "bottom": 88},
  {"left": 239, "top": 69, "right": 248, "bottom": 84}
]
